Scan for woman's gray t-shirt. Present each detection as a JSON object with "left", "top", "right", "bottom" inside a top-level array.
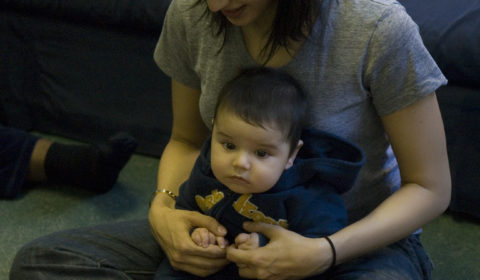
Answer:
[{"left": 154, "top": 0, "right": 447, "bottom": 222}]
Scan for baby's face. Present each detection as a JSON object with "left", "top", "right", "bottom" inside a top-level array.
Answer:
[{"left": 211, "top": 111, "right": 296, "bottom": 194}]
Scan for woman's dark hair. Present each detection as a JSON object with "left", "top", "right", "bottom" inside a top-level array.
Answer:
[
  {"left": 214, "top": 67, "right": 308, "bottom": 153},
  {"left": 194, "top": 0, "right": 319, "bottom": 64}
]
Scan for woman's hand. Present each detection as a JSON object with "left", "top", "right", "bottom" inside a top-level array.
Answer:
[
  {"left": 149, "top": 203, "right": 230, "bottom": 277},
  {"left": 148, "top": 78, "right": 226, "bottom": 276},
  {"left": 226, "top": 222, "right": 333, "bottom": 280}
]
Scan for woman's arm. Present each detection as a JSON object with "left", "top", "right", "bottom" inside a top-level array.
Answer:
[
  {"left": 227, "top": 92, "right": 451, "bottom": 279},
  {"left": 148, "top": 79, "right": 229, "bottom": 277},
  {"left": 331, "top": 92, "right": 451, "bottom": 264},
  {"left": 155, "top": 79, "right": 210, "bottom": 203}
]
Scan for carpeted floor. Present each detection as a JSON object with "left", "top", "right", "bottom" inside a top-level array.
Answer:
[{"left": 422, "top": 212, "right": 480, "bottom": 279}]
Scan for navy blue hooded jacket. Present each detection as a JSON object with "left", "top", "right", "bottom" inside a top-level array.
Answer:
[{"left": 176, "top": 128, "right": 365, "bottom": 244}]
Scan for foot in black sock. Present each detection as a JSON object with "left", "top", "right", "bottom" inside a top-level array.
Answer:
[{"left": 45, "top": 132, "right": 138, "bottom": 193}]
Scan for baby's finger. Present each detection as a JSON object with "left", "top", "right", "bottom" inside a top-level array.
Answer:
[
  {"left": 245, "top": 232, "right": 259, "bottom": 246},
  {"left": 200, "top": 230, "right": 212, "bottom": 248},
  {"left": 191, "top": 231, "right": 202, "bottom": 247},
  {"left": 216, "top": 236, "right": 229, "bottom": 249},
  {"left": 208, "top": 232, "right": 217, "bottom": 246},
  {"left": 234, "top": 233, "right": 251, "bottom": 245}
]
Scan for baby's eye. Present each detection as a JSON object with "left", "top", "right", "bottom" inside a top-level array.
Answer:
[
  {"left": 223, "top": 142, "right": 236, "bottom": 150},
  {"left": 255, "top": 150, "right": 269, "bottom": 158}
]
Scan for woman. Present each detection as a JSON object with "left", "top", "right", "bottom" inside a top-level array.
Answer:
[
  {"left": 10, "top": 0, "right": 450, "bottom": 279},
  {"left": 150, "top": 0, "right": 450, "bottom": 278}
]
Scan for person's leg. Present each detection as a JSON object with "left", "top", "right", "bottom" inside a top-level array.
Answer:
[
  {"left": 43, "top": 132, "right": 138, "bottom": 193},
  {"left": 327, "top": 234, "right": 433, "bottom": 280},
  {"left": 10, "top": 219, "right": 162, "bottom": 280},
  {"left": 26, "top": 138, "right": 52, "bottom": 182},
  {"left": 154, "top": 260, "right": 243, "bottom": 280},
  {"left": 0, "top": 125, "right": 39, "bottom": 198},
  {"left": 0, "top": 125, "right": 138, "bottom": 199},
  {"left": 155, "top": 258, "right": 200, "bottom": 280}
]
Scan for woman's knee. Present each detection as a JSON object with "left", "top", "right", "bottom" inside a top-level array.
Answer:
[
  {"left": 9, "top": 235, "right": 86, "bottom": 279},
  {"left": 10, "top": 220, "right": 162, "bottom": 279}
]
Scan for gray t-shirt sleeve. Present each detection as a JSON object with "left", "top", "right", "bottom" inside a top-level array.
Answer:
[
  {"left": 363, "top": 4, "right": 447, "bottom": 116},
  {"left": 154, "top": 0, "right": 201, "bottom": 89}
]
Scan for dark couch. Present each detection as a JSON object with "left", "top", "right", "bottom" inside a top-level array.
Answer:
[{"left": 0, "top": 0, "right": 173, "bottom": 156}]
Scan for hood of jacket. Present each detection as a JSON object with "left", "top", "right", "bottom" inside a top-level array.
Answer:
[
  {"left": 275, "top": 128, "right": 365, "bottom": 194},
  {"left": 196, "top": 127, "right": 365, "bottom": 195}
]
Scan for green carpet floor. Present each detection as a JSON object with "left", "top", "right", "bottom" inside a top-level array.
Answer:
[{"left": 422, "top": 213, "right": 480, "bottom": 279}]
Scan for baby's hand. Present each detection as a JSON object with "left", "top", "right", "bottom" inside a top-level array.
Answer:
[
  {"left": 191, "top": 227, "right": 229, "bottom": 249},
  {"left": 234, "top": 232, "right": 260, "bottom": 250}
]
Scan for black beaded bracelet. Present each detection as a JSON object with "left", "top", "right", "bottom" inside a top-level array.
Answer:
[{"left": 324, "top": 236, "right": 336, "bottom": 270}]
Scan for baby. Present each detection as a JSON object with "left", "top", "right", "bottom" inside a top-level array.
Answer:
[{"left": 158, "top": 67, "right": 365, "bottom": 279}]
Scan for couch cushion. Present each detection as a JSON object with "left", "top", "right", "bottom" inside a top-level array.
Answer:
[
  {"left": 437, "top": 85, "right": 480, "bottom": 219},
  {"left": 399, "top": 0, "right": 480, "bottom": 86},
  {"left": 0, "top": 6, "right": 172, "bottom": 156},
  {"left": 0, "top": 0, "right": 172, "bottom": 31}
]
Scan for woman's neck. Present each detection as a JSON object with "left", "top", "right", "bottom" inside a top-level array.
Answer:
[
  {"left": 240, "top": 2, "right": 315, "bottom": 67},
  {"left": 241, "top": 27, "right": 305, "bottom": 68},
  {"left": 242, "top": 0, "right": 277, "bottom": 39}
]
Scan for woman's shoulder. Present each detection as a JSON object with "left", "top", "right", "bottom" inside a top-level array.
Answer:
[
  {"left": 316, "top": 0, "right": 414, "bottom": 44},
  {"left": 330, "top": 0, "right": 408, "bottom": 25},
  {"left": 164, "top": 0, "right": 207, "bottom": 27},
  {"left": 343, "top": 0, "right": 404, "bottom": 15},
  {"left": 167, "top": 0, "right": 200, "bottom": 13}
]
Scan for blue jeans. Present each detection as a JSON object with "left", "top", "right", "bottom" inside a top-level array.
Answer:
[
  {"left": 0, "top": 125, "right": 39, "bottom": 199},
  {"left": 10, "top": 219, "right": 433, "bottom": 280}
]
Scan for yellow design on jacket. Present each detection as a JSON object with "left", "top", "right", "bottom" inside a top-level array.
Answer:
[
  {"left": 233, "top": 194, "right": 288, "bottom": 228},
  {"left": 195, "top": 190, "right": 225, "bottom": 212}
]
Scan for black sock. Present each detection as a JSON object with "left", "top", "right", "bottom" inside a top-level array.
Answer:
[{"left": 44, "top": 132, "right": 138, "bottom": 193}]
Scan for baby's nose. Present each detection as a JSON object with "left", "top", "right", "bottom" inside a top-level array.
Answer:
[{"left": 232, "top": 151, "right": 250, "bottom": 170}]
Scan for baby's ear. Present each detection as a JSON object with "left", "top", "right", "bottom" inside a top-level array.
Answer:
[{"left": 285, "top": 140, "right": 303, "bottom": 170}]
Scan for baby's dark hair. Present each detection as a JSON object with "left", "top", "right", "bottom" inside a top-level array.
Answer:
[{"left": 214, "top": 67, "right": 308, "bottom": 153}]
